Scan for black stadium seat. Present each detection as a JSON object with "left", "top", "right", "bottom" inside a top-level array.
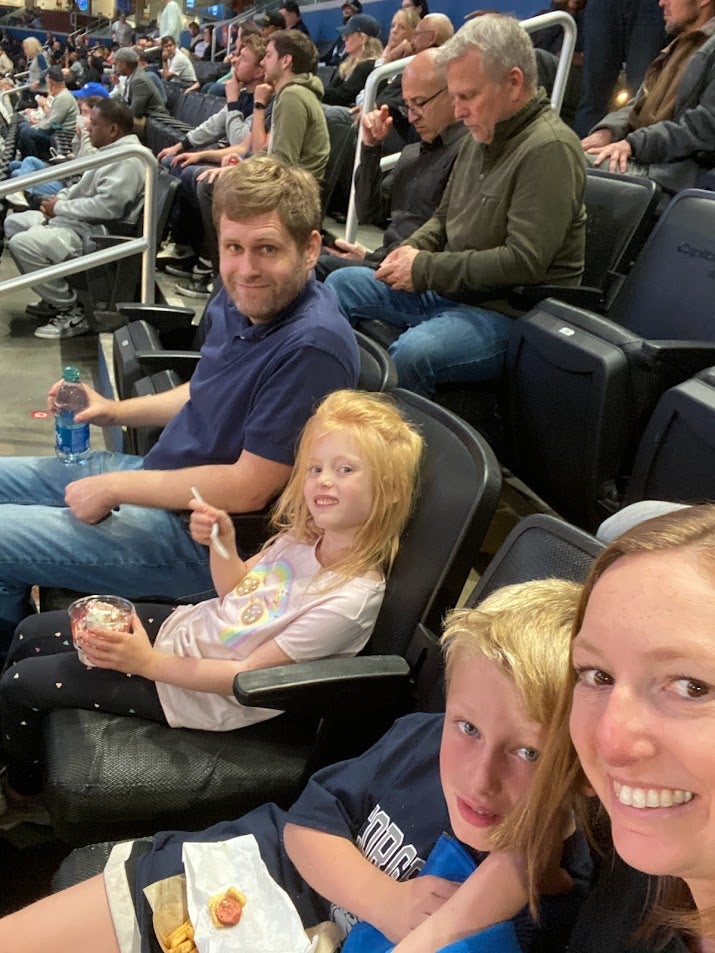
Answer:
[{"left": 504, "top": 189, "right": 715, "bottom": 529}]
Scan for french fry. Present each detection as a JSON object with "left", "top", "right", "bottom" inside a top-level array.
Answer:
[
  {"left": 172, "top": 939, "right": 196, "bottom": 953},
  {"left": 165, "top": 918, "right": 194, "bottom": 949}
]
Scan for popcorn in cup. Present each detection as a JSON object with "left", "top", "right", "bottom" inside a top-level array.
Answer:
[{"left": 68, "top": 595, "right": 134, "bottom": 667}]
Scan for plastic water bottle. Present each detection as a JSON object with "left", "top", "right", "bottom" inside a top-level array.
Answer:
[{"left": 54, "top": 366, "right": 91, "bottom": 464}]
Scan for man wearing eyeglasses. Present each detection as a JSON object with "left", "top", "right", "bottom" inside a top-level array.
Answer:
[
  {"left": 317, "top": 49, "right": 466, "bottom": 280},
  {"left": 326, "top": 13, "right": 586, "bottom": 398}
]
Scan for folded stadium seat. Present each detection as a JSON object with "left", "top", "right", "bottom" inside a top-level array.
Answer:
[
  {"left": 192, "top": 59, "right": 230, "bottom": 86},
  {"left": 356, "top": 168, "right": 661, "bottom": 447},
  {"left": 42, "top": 388, "right": 502, "bottom": 845},
  {"left": 624, "top": 365, "right": 715, "bottom": 506},
  {"left": 321, "top": 114, "right": 357, "bottom": 218},
  {"left": 146, "top": 91, "right": 228, "bottom": 154},
  {"left": 503, "top": 189, "right": 715, "bottom": 531},
  {"left": 52, "top": 512, "right": 602, "bottom": 887}
]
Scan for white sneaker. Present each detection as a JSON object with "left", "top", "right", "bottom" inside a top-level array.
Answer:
[
  {"left": 34, "top": 307, "right": 90, "bottom": 340},
  {"left": 5, "top": 190, "right": 29, "bottom": 210},
  {"left": 156, "top": 242, "right": 193, "bottom": 262}
]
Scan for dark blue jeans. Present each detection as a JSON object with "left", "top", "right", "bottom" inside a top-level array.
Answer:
[{"left": 575, "top": 0, "right": 666, "bottom": 137}]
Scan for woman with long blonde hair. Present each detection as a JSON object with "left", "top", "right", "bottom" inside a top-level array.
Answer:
[{"left": 323, "top": 13, "right": 383, "bottom": 106}]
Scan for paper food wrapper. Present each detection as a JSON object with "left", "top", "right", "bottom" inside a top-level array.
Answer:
[
  {"left": 182, "top": 834, "right": 317, "bottom": 953},
  {"left": 144, "top": 874, "right": 191, "bottom": 953}
]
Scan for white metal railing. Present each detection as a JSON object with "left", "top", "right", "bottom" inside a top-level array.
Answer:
[
  {"left": 0, "top": 144, "right": 158, "bottom": 303},
  {"left": 344, "top": 10, "right": 577, "bottom": 243}
]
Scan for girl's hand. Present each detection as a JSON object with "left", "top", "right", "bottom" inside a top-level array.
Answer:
[
  {"left": 188, "top": 497, "right": 237, "bottom": 553},
  {"left": 82, "top": 612, "right": 156, "bottom": 678}
]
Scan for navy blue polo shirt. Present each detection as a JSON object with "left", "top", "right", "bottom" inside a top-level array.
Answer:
[{"left": 144, "top": 278, "right": 359, "bottom": 471}]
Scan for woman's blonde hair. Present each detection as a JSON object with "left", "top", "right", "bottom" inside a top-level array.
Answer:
[
  {"left": 511, "top": 504, "right": 715, "bottom": 937},
  {"left": 442, "top": 578, "right": 582, "bottom": 727},
  {"left": 23, "top": 37, "right": 43, "bottom": 56},
  {"left": 270, "top": 389, "right": 424, "bottom": 580},
  {"left": 339, "top": 34, "right": 383, "bottom": 78},
  {"left": 392, "top": 8, "right": 419, "bottom": 37}
]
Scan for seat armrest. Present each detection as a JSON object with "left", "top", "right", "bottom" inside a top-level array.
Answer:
[
  {"left": 134, "top": 349, "right": 201, "bottom": 377},
  {"left": 233, "top": 656, "right": 411, "bottom": 716},
  {"left": 640, "top": 340, "right": 715, "bottom": 377},
  {"left": 510, "top": 284, "right": 606, "bottom": 312},
  {"left": 116, "top": 303, "right": 196, "bottom": 332}
]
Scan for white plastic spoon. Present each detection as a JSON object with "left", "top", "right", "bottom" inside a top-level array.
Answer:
[{"left": 190, "top": 486, "right": 231, "bottom": 559}]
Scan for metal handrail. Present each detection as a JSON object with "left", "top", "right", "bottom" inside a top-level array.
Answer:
[
  {"left": 1, "top": 83, "right": 32, "bottom": 109},
  {"left": 344, "top": 10, "right": 577, "bottom": 243},
  {"left": 0, "top": 144, "right": 158, "bottom": 304}
]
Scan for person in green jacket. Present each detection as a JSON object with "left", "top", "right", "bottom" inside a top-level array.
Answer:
[{"left": 326, "top": 13, "right": 587, "bottom": 398}]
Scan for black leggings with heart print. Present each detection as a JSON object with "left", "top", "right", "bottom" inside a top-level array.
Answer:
[{"left": 0, "top": 605, "right": 173, "bottom": 794}]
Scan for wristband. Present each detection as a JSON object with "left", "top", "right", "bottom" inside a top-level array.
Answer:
[{"left": 253, "top": 101, "right": 266, "bottom": 110}]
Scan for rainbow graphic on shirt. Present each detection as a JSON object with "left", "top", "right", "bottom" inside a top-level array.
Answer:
[{"left": 217, "top": 560, "right": 292, "bottom": 648}]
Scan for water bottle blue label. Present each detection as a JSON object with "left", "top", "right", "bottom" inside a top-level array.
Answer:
[{"left": 56, "top": 418, "right": 90, "bottom": 455}]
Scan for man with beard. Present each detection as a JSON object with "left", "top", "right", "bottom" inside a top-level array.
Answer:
[
  {"left": 0, "top": 156, "right": 358, "bottom": 653},
  {"left": 581, "top": 0, "right": 715, "bottom": 192}
]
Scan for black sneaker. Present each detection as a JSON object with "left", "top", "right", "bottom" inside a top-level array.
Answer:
[
  {"left": 175, "top": 275, "right": 213, "bottom": 300},
  {"left": 164, "top": 258, "right": 198, "bottom": 279},
  {"left": 26, "top": 300, "right": 61, "bottom": 318}
]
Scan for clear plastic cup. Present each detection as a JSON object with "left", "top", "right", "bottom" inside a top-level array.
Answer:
[{"left": 68, "top": 595, "right": 134, "bottom": 667}]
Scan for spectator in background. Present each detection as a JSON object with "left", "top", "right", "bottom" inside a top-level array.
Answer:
[
  {"left": 161, "top": 35, "right": 197, "bottom": 84},
  {"left": 317, "top": 48, "right": 467, "bottom": 280},
  {"left": 326, "top": 13, "right": 586, "bottom": 398},
  {"left": 17, "top": 66, "right": 78, "bottom": 160},
  {"left": 260, "top": 10, "right": 287, "bottom": 38},
  {"left": 322, "top": 0, "right": 362, "bottom": 66},
  {"left": 114, "top": 46, "right": 169, "bottom": 138},
  {"left": 322, "top": 13, "right": 382, "bottom": 106},
  {"left": 279, "top": 0, "right": 311, "bottom": 36},
  {"left": 196, "top": 21, "right": 261, "bottom": 97},
  {"left": 376, "top": 11, "right": 454, "bottom": 151},
  {"left": 4, "top": 99, "right": 148, "bottom": 341},
  {"left": 581, "top": 0, "right": 715, "bottom": 192},
  {"left": 136, "top": 46, "right": 167, "bottom": 102},
  {"left": 22, "top": 36, "right": 48, "bottom": 92},
  {"left": 192, "top": 25, "right": 213, "bottom": 60},
  {"left": 187, "top": 20, "right": 201, "bottom": 54},
  {"left": 158, "top": 0, "right": 183, "bottom": 45},
  {"left": 402, "top": 0, "right": 429, "bottom": 17},
  {"left": 575, "top": 0, "right": 666, "bottom": 136},
  {"left": 112, "top": 12, "right": 134, "bottom": 48},
  {"left": 5, "top": 90, "right": 105, "bottom": 210},
  {"left": 376, "top": 7, "right": 419, "bottom": 64}
]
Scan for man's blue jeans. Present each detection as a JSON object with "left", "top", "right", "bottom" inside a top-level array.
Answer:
[
  {"left": 325, "top": 267, "right": 513, "bottom": 397},
  {"left": 574, "top": 0, "right": 666, "bottom": 137},
  {"left": 0, "top": 452, "right": 213, "bottom": 647}
]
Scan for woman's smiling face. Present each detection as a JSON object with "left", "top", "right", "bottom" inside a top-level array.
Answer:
[{"left": 570, "top": 550, "right": 715, "bottom": 909}]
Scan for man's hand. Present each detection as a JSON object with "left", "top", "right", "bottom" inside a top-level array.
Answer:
[
  {"left": 40, "top": 196, "right": 58, "bottom": 219},
  {"left": 224, "top": 72, "right": 241, "bottom": 102},
  {"left": 82, "top": 612, "right": 156, "bottom": 677},
  {"left": 383, "top": 876, "right": 461, "bottom": 943},
  {"left": 157, "top": 142, "right": 183, "bottom": 161},
  {"left": 586, "top": 138, "right": 633, "bottom": 173},
  {"left": 253, "top": 82, "right": 273, "bottom": 107},
  {"left": 47, "top": 380, "right": 120, "bottom": 427},
  {"left": 64, "top": 473, "right": 118, "bottom": 523},
  {"left": 374, "top": 245, "right": 419, "bottom": 291},
  {"left": 362, "top": 104, "right": 393, "bottom": 147},
  {"left": 580, "top": 128, "right": 614, "bottom": 152},
  {"left": 172, "top": 150, "right": 206, "bottom": 167},
  {"left": 197, "top": 165, "right": 227, "bottom": 183},
  {"left": 324, "top": 237, "right": 367, "bottom": 261}
]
